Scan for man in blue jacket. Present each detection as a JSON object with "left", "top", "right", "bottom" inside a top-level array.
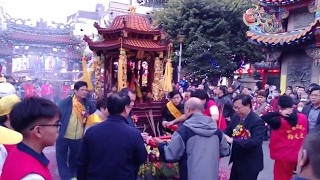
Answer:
[
  {"left": 56, "top": 81, "right": 95, "bottom": 180},
  {"left": 77, "top": 92, "right": 147, "bottom": 180}
]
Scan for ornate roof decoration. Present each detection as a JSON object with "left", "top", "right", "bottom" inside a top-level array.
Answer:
[
  {"left": 83, "top": 36, "right": 168, "bottom": 51},
  {"left": 256, "top": 0, "right": 302, "bottom": 6},
  {"left": 246, "top": 18, "right": 320, "bottom": 46},
  {"left": 93, "top": 14, "right": 162, "bottom": 35},
  {"left": 254, "top": 60, "right": 280, "bottom": 70},
  {"left": 1, "top": 13, "right": 80, "bottom": 44},
  {"left": 243, "top": 6, "right": 285, "bottom": 34},
  {"left": 85, "top": 7, "right": 170, "bottom": 52}
]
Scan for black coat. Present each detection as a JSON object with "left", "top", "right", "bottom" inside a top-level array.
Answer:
[
  {"left": 77, "top": 115, "right": 147, "bottom": 180},
  {"left": 224, "top": 111, "right": 265, "bottom": 175},
  {"left": 302, "top": 104, "right": 320, "bottom": 128},
  {"left": 161, "top": 102, "right": 184, "bottom": 134}
]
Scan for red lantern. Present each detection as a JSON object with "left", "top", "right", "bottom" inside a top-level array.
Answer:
[
  {"left": 247, "top": 68, "right": 252, "bottom": 74},
  {"left": 238, "top": 69, "right": 243, "bottom": 74}
]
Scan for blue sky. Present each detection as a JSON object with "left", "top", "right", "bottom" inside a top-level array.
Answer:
[{"left": 1, "top": 0, "right": 130, "bottom": 23}]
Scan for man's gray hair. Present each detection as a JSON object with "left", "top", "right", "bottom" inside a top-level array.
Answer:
[{"left": 185, "top": 97, "right": 204, "bottom": 111}]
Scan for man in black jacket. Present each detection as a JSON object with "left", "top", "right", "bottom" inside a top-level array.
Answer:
[
  {"left": 77, "top": 93, "right": 147, "bottom": 180},
  {"left": 302, "top": 86, "right": 320, "bottom": 130},
  {"left": 224, "top": 94, "right": 265, "bottom": 180},
  {"left": 216, "top": 85, "right": 234, "bottom": 124}
]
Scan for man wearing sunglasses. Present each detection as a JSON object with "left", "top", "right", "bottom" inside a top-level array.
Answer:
[{"left": 1, "top": 97, "right": 61, "bottom": 180}]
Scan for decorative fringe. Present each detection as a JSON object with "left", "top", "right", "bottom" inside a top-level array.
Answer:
[
  {"left": 94, "top": 55, "right": 102, "bottom": 98},
  {"left": 135, "top": 83, "right": 142, "bottom": 98},
  {"left": 79, "top": 54, "right": 94, "bottom": 91},
  {"left": 117, "top": 53, "right": 124, "bottom": 91},
  {"left": 163, "top": 59, "right": 173, "bottom": 92},
  {"left": 117, "top": 38, "right": 127, "bottom": 91}
]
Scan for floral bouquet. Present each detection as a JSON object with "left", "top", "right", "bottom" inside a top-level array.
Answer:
[
  {"left": 81, "top": 110, "right": 89, "bottom": 118},
  {"left": 138, "top": 146, "right": 179, "bottom": 180},
  {"left": 232, "top": 124, "right": 250, "bottom": 139},
  {"left": 131, "top": 114, "right": 139, "bottom": 124}
]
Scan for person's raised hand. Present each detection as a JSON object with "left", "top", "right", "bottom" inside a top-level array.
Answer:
[
  {"left": 141, "top": 133, "right": 149, "bottom": 142},
  {"left": 153, "top": 137, "right": 164, "bottom": 146},
  {"left": 162, "top": 121, "right": 168, "bottom": 128},
  {"left": 280, "top": 108, "right": 292, "bottom": 117},
  {"left": 166, "top": 121, "right": 175, "bottom": 127}
]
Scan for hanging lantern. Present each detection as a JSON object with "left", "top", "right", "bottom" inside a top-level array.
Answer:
[
  {"left": 247, "top": 68, "right": 252, "bottom": 74},
  {"left": 238, "top": 69, "right": 243, "bottom": 74}
]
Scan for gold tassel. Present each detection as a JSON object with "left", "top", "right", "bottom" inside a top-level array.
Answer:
[
  {"left": 135, "top": 82, "right": 142, "bottom": 98},
  {"left": 117, "top": 38, "right": 127, "bottom": 91},
  {"left": 163, "top": 59, "right": 173, "bottom": 92},
  {"left": 75, "top": 54, "right": 94, "bottom": 91},
  {"left": 117, "top": 54, "right": 124, "bottom": 91}
]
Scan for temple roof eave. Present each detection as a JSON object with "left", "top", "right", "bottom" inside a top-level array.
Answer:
[
  {"left": 246, "top": 19, "right": 320, "bottom": 46},
  {"left": 255, "top": 0, "right": 303, "bottom": 6},
  {"left": 97, "top": 27, "right": 161, "bottom": 35},
  {"left": 93, "top": 14, "right": 162, "bottom": 35},
  {"left": 3, "top": 32, "right": 80, "bottom": 45},
  {"left": 87, "top": 43, "right": 167, "bottom": 52}
]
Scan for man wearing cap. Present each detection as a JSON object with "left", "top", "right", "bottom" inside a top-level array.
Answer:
[
  {"left": 0, "top": 125, "right": 23, "bottom": 176},
  {"left": 0, "top": 83, "right": 16, "bottom": 99},
  {"left": 0, "top": 82, "right": 22, "bottom": 176},
  {"left": 0, "top": 94, "right": 21, "bottom": 152}
]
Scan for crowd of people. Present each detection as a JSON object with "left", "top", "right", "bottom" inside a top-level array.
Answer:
[
  {"left": 2, "top": 75, "right": 72, "bottom": 103},
  {"left": 0, "top": 74, "right": 319, "bottom": 180}
]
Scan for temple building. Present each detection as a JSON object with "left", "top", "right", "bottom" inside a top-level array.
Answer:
[
  {"left": 243, "top": 1, "right": 320, "bottom": 92},
  {"left": 0, "top": 13, "right": 82, "bottom": 80}
]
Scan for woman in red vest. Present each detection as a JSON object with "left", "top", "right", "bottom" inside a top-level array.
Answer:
[
  {"left": 191, "top": 89, "right": 227, "bottom": 130},
  {"left": 261, "top": 95, "right": 308, "bottom": 180}
]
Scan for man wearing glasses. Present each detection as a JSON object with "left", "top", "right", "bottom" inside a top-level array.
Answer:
[
  {"left": 1, "top": 97, "right": 61, "bottom": 180},
  {"left": 302, "top": 86, "right": 320, "bottom": 130},
  {"left": 223, "top": 94, "right": 265, "bottom": 180}
]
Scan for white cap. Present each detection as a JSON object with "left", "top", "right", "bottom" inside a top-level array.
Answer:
[{"left": 0, "top": 83, "right": 16, "bottom": 98}]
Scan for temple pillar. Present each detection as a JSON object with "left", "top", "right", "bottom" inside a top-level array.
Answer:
[
  {"left": 152, "top": 57, "right": 163, "bottom": 101},
  {"left": 94, "top": 52, "right": 103, "bottom": 98}
]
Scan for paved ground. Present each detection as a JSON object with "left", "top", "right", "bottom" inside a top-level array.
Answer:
[
  {"left": 44, "top": 141, "right": 273, "bottom": 180},
  {"left": 220, "top": 141, "right": 274, "bottom": 180}
]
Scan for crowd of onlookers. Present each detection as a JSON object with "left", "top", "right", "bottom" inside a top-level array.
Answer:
[
  {"left": 2, "top": 75, "right": 72, "bottom": 103},
  {"left": 175, "top": 76, "right": 320, "bottom": 138}
]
